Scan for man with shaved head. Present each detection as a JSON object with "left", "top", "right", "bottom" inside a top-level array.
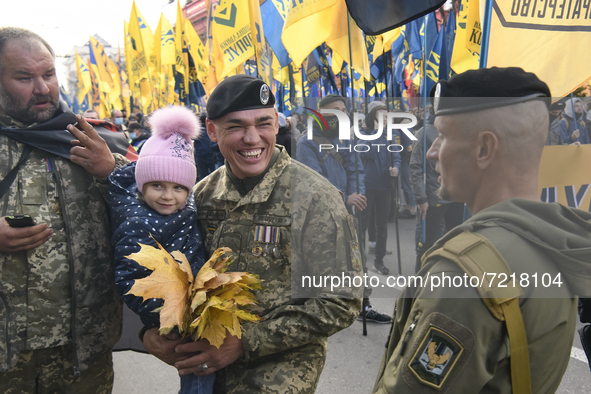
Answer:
[{"left": 373, "top": 68, "right": 591, "bottom": 393}]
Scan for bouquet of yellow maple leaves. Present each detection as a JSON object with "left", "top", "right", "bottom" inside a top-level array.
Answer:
[{"left": 125, "top": 243, "right": 262, "bottom": 348}]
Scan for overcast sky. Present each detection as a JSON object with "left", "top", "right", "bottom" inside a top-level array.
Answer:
[{"left": 1, "top": 0, "right": 179, "bottom": 83}]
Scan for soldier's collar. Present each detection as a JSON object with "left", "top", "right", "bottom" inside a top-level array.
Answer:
[
  {"left": 226, "top": 147, "right": 281, "bottom": 196},
  {"left": 0, "top": 113, "right": 31, "bottom": 129}
]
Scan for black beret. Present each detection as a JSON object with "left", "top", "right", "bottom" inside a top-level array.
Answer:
[
  {"left": 318, "top": 94, "right": 347, "bottom": 109},
  {"left": 550, "top": 101, "right": 565, "bottom": 112},
  {"left": 430, "top": 67, "right": 551, "bottom": 117},
  {"left": 207, "top": 74, "right": 275, "bottom": 120}
]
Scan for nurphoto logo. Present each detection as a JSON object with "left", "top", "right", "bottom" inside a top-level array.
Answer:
[{"left": 305, "top": 108, "right": 417, "bottom": 153}]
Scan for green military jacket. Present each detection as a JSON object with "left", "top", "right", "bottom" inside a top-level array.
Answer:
[
  {"left": 0, "top": 119, "right": 123, "bottom": 373},
  {"left": 194, "top": 147, "right": 362, "bottom": 393},
  {"left": 373, "top": 199, "right": 591, "bottom": 394}
]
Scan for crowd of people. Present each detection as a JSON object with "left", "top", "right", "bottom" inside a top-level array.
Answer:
[{"left": 1, "top": 26, "right": 591, "bottom": 394}]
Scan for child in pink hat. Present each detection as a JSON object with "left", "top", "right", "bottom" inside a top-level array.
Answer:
[{"left": 108, "top": 106, "right": 214, "bottom": 394}]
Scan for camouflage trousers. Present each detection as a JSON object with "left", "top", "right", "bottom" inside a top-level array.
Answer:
[{"left": 0, "top": 345, "right": 113, "bottom": 394}]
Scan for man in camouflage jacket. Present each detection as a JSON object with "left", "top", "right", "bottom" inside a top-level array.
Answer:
[
  {"left": 142, "top": 75, "right": 362, "bottom": 393},
  {"left": 0, "top": 27, "right": 124, "bottom": 393}
]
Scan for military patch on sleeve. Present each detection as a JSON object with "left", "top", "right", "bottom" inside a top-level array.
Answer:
[
  {"left": 407, "top": 326, "right": 464, "bottom": 390},
  {"left": 349, "top": 241, "right": 362, "bottom": 271}
]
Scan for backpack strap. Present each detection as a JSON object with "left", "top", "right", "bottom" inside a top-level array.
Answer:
[
  {"left": 563, "top": 117, "right": 569, "bottom": 130},
  {"left": 422, "top": 231, "right": 531, "bottom": 394},
  {"left": 312, "top": 135, "right": 344, "bottom": 167},
  {"left": 0, "top": 144, "right": 34, "bottom": 200}
]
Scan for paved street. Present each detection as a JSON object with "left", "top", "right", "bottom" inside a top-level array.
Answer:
[{"left": 112, "top": 217, "right": 591, "bottom": 393}]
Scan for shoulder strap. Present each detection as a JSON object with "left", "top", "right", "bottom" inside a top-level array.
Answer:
[
  {"left": 422, "top": 231, "right": 531, "bottom": 394},
  {"left": 312, "top": 135, "right": 344, "bottom": 166},
  {"left": 0, "top": 144, "right": 34, "bottom": 200}
]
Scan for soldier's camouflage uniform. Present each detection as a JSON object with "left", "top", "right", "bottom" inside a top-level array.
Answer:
[
  {"left": 194, "top": 147, "right": 363, "bottom": 393},
  {"left": 0, "top": 114, "right": 123, "bottom": 392}
]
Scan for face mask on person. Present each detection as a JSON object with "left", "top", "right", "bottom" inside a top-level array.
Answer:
[
  {"left": 318, "top": 115, "right": 340, "bottom": 139},
  {"left": 128, "top": 132, "right": 137, "bottom": 139},
  {"left": 114, "top": 117, "right": 124, "bottom": 126}
]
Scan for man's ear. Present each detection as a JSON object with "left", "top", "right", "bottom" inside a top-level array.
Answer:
[
  {"left": 274, "top": 111, "right": 279, "bottom": 136},
  {"left": 476, "top": 131, "right": 498, "bottom": 169},
  {"left": 206, "top": 119, "right": 218, "bottom": 142}
]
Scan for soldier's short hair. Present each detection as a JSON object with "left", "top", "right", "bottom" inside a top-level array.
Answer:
[
  {"left": 128, "top": 122, "right": 142, "bottom": 131},
  {"left": 0, "top": 27, "right": 55, "bottom": 64}
]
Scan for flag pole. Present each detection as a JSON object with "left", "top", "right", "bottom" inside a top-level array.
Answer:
[
  {"left": 382, "top": 48, "right": 390, "bottom": 111},
  {"left": 421, "top": 15, "right": 430, "bottom": 247},
  {"left": 347, "top": 10, "right": 368, "bottom": 336},
  {"left": 383, "top": 43, "right": 402, "bottom": 276},
  {"left": 301, "top": 67, "right": 307, "bottom": 108},
  {"left": 479, "top": 0, "right": 494, "bottom": 68}
]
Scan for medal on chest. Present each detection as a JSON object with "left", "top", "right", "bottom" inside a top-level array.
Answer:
[{"left": 253, "top": 225, "right": 281, "bottom": 258}]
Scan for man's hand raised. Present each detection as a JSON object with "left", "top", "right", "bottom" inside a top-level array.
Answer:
[{"left": 68, "top": 115, "right": 115, "bottom": 178}]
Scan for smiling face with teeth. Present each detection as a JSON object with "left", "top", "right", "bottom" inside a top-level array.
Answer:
[{"left": 206, "top": 107, "right": 279, "bottom": 179}]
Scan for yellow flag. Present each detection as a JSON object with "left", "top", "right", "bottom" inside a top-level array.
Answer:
[
  {"left": 292, "top": 62, "right": 303, "bottom": 107},
  {"left": 272, "top": 53, "right": 289, "bottom": 85},
  {"left": 212, "top": 0, "right": 255, "bottom": 80},
  {"left": 124, "top": 21, "right": 141, "bottom": 108},
  {"left": 332, "top": 51, "right": 344, "bottom": 76},
  {"left": 371, "top": 35, "right": 383, "bottom": 61},
  {"left": 324, "top": 0, "right": 370, "bottom": 80},
  {"left": 128, "top": 2, "right": 151, "bottom": 80},
  {"left": 282, "top": 0, "right": 337, "bottom": 66},
  {"left": 135, "top": 3, "right": 154, "bottom": 60},
  {"left": 465, "top": 0, "right": 481, "bottom": 54},
  {"left": 107, "top": 56, "right": 123, "bottom": 109},
  {"left": 382, "top": 27, "right": 402, "bottom": 52},
  {"left": 185, "top": 19, "right": 210, "bottom": 81},
  {"left": 450, "top": 0, "right": 480, "bottom": 74},
  {"left": 87, "top": 59, "right": 106, "bottom": 118},
  {"left": 248, "top": 0, "right": 271, "bottom": 85},
  {"left": 151, "top": 14, "right": 175, "bottom": 109},
  {"left": 159, "top": 15, "right": 176, "bottom": 66},
  {"left": 151, "top": 16, "right": 163, "bottom": 71},
  {"left": 117, "top": 51, "right": 131, "bottom": 114},
  {"left": 175, "top": 0, "right": 190, "bottom": 100},
  {"left": 486, "top": 0, "right": 591, "bottom": 98},
  {"left": 75, "top": 53, "right": 91, "bottom": 104},
  {"left": 89, "top": 36, "right": 114, "bottom": 94},
  {"left": 129, "top": 1, "right": 153, "bottom": 112}
]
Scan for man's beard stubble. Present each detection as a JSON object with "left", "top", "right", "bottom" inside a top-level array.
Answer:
[
  {"left": 436, "top": 185, "right": 451, "bottom": 202},
  {"left": 0, "top": 85, "right": 59, "bottom": 125}
]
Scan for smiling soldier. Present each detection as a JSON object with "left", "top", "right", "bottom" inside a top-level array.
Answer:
[{"left": 142, "top": 74, "right": 363, "bottom": 393}]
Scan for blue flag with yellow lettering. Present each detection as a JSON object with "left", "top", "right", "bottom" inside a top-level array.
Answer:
[
  {"left": 444, "top": 11, "right": 456, "bottom": 80},
  {"left": 315, "top": 45, "right": 338, "bottom": 95},
  {"left": 425, "top": 22, "right": 444, "bottom": 96},
  {"left": 261, "top": 0, "right": 291, "bottom": 68},
  {"left": 392, "top": 33, "right": 405, "bottom": 85}
]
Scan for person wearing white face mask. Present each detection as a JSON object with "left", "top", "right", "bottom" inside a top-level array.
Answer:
[
  {"left": 109, "top": 109, "right": 126, "bottom": 133},
  {"left": 128, "top": 122, "right": 150, "bottom": 153}
]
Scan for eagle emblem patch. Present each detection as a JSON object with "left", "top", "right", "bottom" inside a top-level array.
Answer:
[{"left": 408, "top": 325, "right": 464, "bottom": 390}]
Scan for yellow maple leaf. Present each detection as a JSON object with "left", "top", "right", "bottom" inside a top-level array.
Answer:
[
  {"left": 125, "top": 241, "right": 193, "bottom": 334},
  {"left": 126, "top": 243, "right": 262, "bottom": 348},
  {"left": 201, "top": 315, "right": 227, "bottom": 349}
]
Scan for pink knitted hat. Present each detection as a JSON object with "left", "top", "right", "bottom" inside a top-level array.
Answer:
[{"left": 135, "top": 106, "right": 200, "bottom": 193}]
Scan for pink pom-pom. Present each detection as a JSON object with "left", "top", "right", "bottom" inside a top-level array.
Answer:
[{"left": 147, "top": 106, "right": 201, "bottom": 141}]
